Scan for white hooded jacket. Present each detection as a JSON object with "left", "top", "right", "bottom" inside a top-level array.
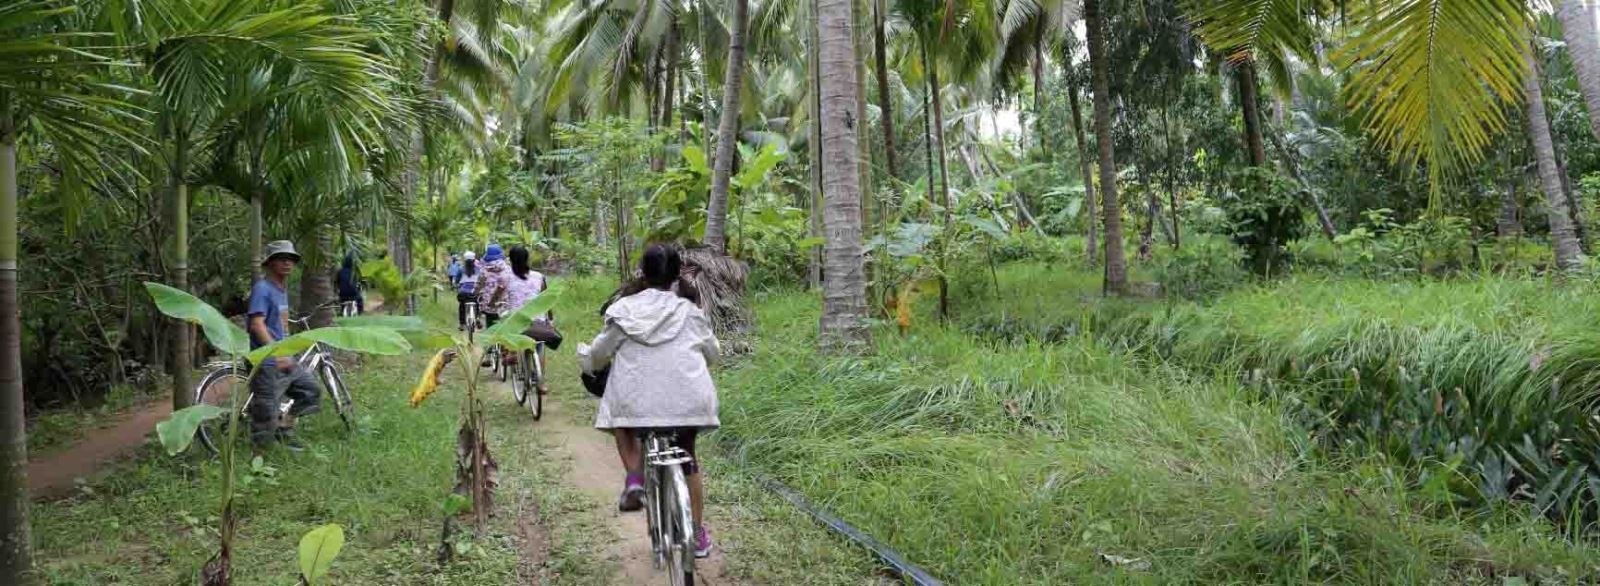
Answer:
[{"left": 579, "top": 288, "right": 720, "bottom": 429}]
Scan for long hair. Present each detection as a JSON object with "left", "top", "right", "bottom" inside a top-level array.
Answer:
[
  {"left": 462, "top": 258, "right": 476, "bottom": 277},
  {"left": 510, "top": 245, "right": 531, "bottom": 279}
]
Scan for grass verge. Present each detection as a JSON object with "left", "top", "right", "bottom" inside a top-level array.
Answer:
[{"left": 719, "top": 287, "right": 1600, "bottom": 583}]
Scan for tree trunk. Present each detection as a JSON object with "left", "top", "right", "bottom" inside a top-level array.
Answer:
[
  {"left": 924, "top": 41, "right": 951, "bottom": 319},
  {"left": 704, "top": 0, "right": 747, "bottom": 254},
  {"left": 249, "top": 193, "right": 264, "bottom": 275},
  {"left": 1558, "top": 0, "right": 1600, "bottom": 142},
  {"left": 1239, "top": 62, "right": 1268, "bottom": 167},
  {"left": 1066, "top": 73, "right": 1098, "bottom": 265},
  {"left": 1086, "top": 0, "right": 1128, "bottom": 293},
  {"left": 170, "top": 139, "right": 193, "bottom": 410},
  {"left": 1032, "top": 22, "right": 1044, "bottom": 136},
  {"left": 818, "top": 0, "right": 871, "bottom": 349},
  {"left": 1498, "top": 180, "right": 1522, "bottom": 237},
  {"left": 873, "top": 0, "right": 900, "bottom": 183},
  {"left": 1526, "top": 45, "right": 1585, "bottom": 270},
  {"left": 0, "top": 118, "right": 33, "bottom": 585},
  {"left": 854, "top": 0, "right": 874, "bottom": 233},
  {"left": 394, "top": 0, "right": 457, "bottom": 314},
  {"left": 660, "top": 25, "right": 678, "bottom": 130},
  {"left": 301, "top": 233, "right": 336, "bottom": 329},
  {"left": 923, "top": 84, "right": 936, "bottom": 205},
  {"left": 807, "top": 5, "right": 824, "bottom": 290}
]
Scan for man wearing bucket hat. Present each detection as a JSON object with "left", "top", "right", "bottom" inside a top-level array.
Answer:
[{"left": 247, "top": 240, "right": 323, "bottom": 452}]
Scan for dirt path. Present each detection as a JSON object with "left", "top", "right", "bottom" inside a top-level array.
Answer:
[
  {"left": 29, "top": 297, "right": 385, "bottom": 501},
  {"left": 28, "top": 400, "right": 171, "bottom": 500},
  {"left": 533, "top": 390, "right": 739, "bottom": 585}
]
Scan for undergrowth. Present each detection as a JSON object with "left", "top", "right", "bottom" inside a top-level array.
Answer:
[
  {"left": 954, "top": 262, "right": 1600, "bottom": 534},
  {"left": 717, "top": 289, "right": 1599, "bottom": 584}
]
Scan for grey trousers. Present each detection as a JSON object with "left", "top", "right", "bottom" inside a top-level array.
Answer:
[{"left": 248, "top": 363, "right": 324, "bottom": 444}]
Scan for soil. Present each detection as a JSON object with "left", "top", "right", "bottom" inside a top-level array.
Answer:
[
  {"left": 28, "top": 400, "right": 170, "bottom": 501},
  {"left": 533, "top": 391, "right": 739, "bottom": 585},
  {"left": 28, "top": 297, "right": 386, "bottom": 502}
]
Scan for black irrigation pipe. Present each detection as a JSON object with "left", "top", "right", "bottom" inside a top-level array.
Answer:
[{"left": 757, "top": 476, "right": 945, "bottom": 586}]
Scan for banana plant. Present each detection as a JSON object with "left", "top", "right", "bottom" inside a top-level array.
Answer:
[
  {"left": 144, "top": 282, "right": 411, "bottom": 585},
  {"left": 408, "top": 283, "right": 563, "bottom": 535}
]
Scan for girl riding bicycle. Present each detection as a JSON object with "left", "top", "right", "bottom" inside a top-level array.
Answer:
[
  {"left": 578, "top": 243, "right": 719, "bottom": 558},
  {"left": 486, "top": 245, "right": 549, "bottom": 391}
]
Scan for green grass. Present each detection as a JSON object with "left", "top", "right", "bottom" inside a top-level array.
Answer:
[
  {"left": 950, "top": 262, "right": 1600, "bottom": 523},
  {"left": 33, "top": 284, "right": 877, "bottom": 585},
  {"left": 716, "top": 287, "right": 1600, "bottom": 584}
]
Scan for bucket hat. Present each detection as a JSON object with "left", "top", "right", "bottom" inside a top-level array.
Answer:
[
  {"left": 483, "top": 244, "right": 505, "bottom": 263},
  {"left": 262, "top": 240, "right": 301, "bottom": 265}
]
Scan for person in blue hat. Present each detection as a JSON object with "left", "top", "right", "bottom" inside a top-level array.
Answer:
[{"left": 476, "top": 244, "right": 510, "bottom": 329}]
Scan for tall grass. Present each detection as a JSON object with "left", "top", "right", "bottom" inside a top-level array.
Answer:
[
  {"left": 716, "top": 290, "right": 1597, "bottom": 583},
  {"left": 953, "top": 263, "right": 1600, "bottom": 528}
]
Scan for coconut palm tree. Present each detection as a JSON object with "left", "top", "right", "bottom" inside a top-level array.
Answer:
[
  {"left": 111, "top": 0, "right": 391, "bottom": 409},
  {"left": 704, "top": 0, "right": 749, "bottom": 253},
  {"left": 1525, "top": 43, "right": 1584, "bottom": 269},
  {"left": 818, "top": 0, "right": 871, "bottom": 348},
  {"left": 1084, "top": 0, "right": 1128, "bottom": 293},
  {"left": 0, "top": 2, "right": 146, "bottom": 578},
  {"left": 1557, "top": 0, "right": 1600, "bottom": 142}
]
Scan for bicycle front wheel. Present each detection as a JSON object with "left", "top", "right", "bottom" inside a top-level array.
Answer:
[
  {"left": 194, "top": 364, "right": 249, "bottom": 456},
  {"left": 664, "top": 464, "right": 696, "bottom": 586},
  {"left": 319, "top": 362, "right": 354, "bottom": 432},
  {"left": 526, "top": 349, "right": 543, "bottom": 420}
]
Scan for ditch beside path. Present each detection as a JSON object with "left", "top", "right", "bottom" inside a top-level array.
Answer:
[
  {"left": 530, "top": 388, "right": 741, "bottom": 585},
  {"left": 29, "top": 297, "right": 384, "bottom": 501}
]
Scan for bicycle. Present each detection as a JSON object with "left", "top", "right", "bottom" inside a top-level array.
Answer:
[
  {"left": 192, "top": 311, "right": 355, "bottom": 455},
  {"left": 640, "top": 430, "right": 698, "bottom": 586},
  {"left": 506, "top": 342, "right": 544, "bottom": 420},
  {"left": 339, "top": 299, "right": 359, "bottom": 318},
  {"left": 462, "top": 301, "right": 479, "bottom": 341}
]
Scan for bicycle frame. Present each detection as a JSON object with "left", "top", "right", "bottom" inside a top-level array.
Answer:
[{"left": 640, "top": 431, "right": 696, "bottom": 579}]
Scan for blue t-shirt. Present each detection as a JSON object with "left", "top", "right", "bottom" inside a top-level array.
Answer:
[{"left": 248, "top": 278, "right": 289, "bottom": 363}]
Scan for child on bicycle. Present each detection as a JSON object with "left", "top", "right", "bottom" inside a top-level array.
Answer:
[
  {"left": 578, "top": 243, "right": 719, "bottom": 558},
  {"left": 485, "top": 245, "right": 549, "bottom": 391},
  {"left": 456, "top": 251, "right": 479, "bottom": 330},
  {"left": 248, "top": 240, "right": 324, "bottom": 452}
]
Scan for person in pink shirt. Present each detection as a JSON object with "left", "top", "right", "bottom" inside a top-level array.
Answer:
[{"left": 486, "top": 245, "right": 548, "bottom": 391}]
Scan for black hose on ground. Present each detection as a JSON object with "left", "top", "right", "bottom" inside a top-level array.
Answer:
[{"left": 758, "top": 477, "right": 944, "bottom": 586}]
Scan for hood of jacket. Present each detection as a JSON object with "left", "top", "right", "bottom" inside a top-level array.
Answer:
[
  {"left": 482, "top": 259, "right": 509, "bottom": 274},
  {"left": 605, "top": 288, "right": 696, "bottom": 346}
]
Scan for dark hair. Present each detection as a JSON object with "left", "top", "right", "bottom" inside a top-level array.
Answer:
[
  {"left": 462, "top": 258, "right": 476, "bottom": 277},
  {"left": 342, "top": 253, "right": 355, "bottom": 270},
  {"left": 510, "top": 245, "right": 531, "bottom": 279},
  {"left": 640, "top": 243, "right": 680, "bottom": 288}
]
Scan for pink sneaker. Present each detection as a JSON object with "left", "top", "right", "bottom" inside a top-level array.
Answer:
[
  {"left": 618, "top": 474, "right": 644, "bottom": 512},
  {"left": 694, "top": 526, "right": 713, "bottom": 558}
]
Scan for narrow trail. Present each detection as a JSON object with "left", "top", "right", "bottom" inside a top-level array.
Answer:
[
  {"left": 530, "top": 388, "right": 740, "bottom": 585},
  {"left": 30, "top": 298, "right": 384, "bottom": 501},
  {"left": 28, "top": 400, "right": 170, "bottom": 500}
]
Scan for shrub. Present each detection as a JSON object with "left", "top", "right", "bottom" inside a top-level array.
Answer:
[
  {"left": 1217, "top": 168, "right": 1305, "bottom": 275},
  {"left": 1154, "top": 235, "right": 1248, "bottom": 299}
]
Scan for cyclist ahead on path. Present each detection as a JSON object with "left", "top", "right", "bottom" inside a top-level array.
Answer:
[
  {"left": 485, "top": 245, "right": 549, "bottom": 389},
  {"left": 578, "top": 243, "right": 720, "bottom": 558},
  {"left": 249, "top": 240, "right": 324, "bottom": 452},
  {"left": 476, "top": 244, "right": 510, "bottom": 329},
  {"left": 456, "top": 251, "right": 479, "bottom": 330},
  {"left": 446, "top": 254, "right": 462, "bottom": 287},
  {"left": 336, "top": 252, "right": 364, "bottom": 315}
]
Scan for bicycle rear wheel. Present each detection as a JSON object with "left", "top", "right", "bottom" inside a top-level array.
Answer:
[
  {"left": 510, "top": 356, "right": 528, "bottom": 406},
  {"left": 664, "top": 463, "right": 696, "bottom": 586},
  {"left": 526, "top": 349, "right": 543, "bottom": 420},
  {"left": 319, "top": 362, "right": 354, "bottom": 432},
  {"left": 194, "top": 364, "right": 248, "bottom": 456}
]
